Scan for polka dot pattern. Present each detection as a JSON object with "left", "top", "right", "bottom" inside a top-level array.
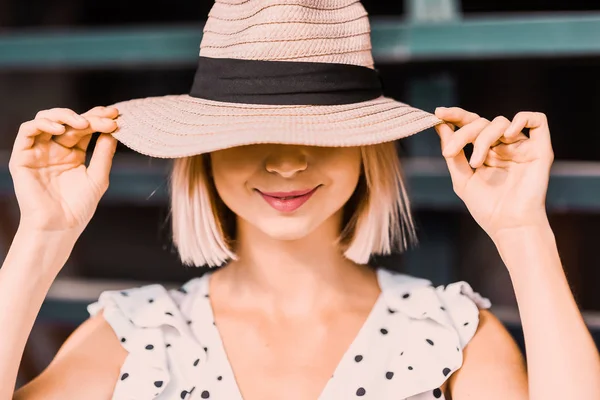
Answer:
[{"left": 86, "top": 267, "right": 490, "bottom": 400}]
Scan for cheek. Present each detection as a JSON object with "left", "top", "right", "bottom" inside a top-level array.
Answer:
[
  {"left": 210, "top": 151, "right": 256, "bottom": 209},
  {"left": 318, "top": 148, "right": 363, "bottom": 210}
]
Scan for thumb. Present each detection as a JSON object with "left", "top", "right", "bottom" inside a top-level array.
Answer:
[
  {"left": 87, "top": 133, "right": 118, "bottom": 192},
  {"left": 435, "top": 122, "right": 473, "bottom": 194}
]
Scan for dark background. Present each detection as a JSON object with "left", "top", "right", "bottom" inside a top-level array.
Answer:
[{"left": 1, "top": 0, "right": 599, "bottom": 387}]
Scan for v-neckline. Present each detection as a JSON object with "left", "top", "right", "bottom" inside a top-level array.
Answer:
[{"left": 195, "top": 268, "right": 385, "bottom": 400}]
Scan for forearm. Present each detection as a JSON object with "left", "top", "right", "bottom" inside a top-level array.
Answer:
[
  {"left": 493, "top": 221, "right": 600, "bottom": 400},
  {"left": 0, "top": 226, "right": 77, "bottom": 400}
]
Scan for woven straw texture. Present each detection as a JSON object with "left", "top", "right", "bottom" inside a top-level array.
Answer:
[{"left": 110, "top": 0, "right": 442, "bottom": 158}]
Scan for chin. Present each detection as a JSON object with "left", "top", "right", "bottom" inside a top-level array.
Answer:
[{"left": 255, "top": 218, "right": 319, "bottom": 241}]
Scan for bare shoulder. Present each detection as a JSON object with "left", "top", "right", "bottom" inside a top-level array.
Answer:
[
  {"left": 448, "top": 309, "right": 528, "bottom": 399},
  {"left": 13, "top": 310, "right": 127, "bottom": 400}
]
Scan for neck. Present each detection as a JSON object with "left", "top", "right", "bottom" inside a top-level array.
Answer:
[{"left": 217, "top": 211, "right": 377, "bottom": 315}]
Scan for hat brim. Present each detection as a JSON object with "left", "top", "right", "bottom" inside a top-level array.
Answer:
[{"left": 109, "top": 94, "right": 443, "bottom": 159}]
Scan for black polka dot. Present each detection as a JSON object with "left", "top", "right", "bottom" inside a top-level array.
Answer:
[
  {"left": 440, "top": 306, "right": 446, "bottom": 311},
  {"left": 385, "top": 371, "right": 394, "bottom": 380},
  {"left": 166, "top": 343, "right": 172, "bottom": 348},
  {"left": 165, "top": 311, "right": 174, "bottom": 316},
  {"left": 154, "top": 381, "right": 163, "bottom": 388},
  {"left": 408, "top": 366, "right": 413, "bottom": 370},
  {"left": 400, "top": 351, "right": 404, "bottom": 356},
  {"left": 457, "top": 347, "right": 460, "bottom": 351},
  {"left": 194, "top": 359, "right": 200, "bottom": 367},
  {"left": 356, "top": 387, "right": 366, "bottom": 396},
  {"left": 217, "top": 376, "right": 222, "bottom": 381},
  {"left": 148, "top": 298, "right": 154, "bottom": 303},
  {"left": 212, "top": 321, "right": 216, "bottom": 326},
  {"left": 380, "top": 328, "right": 388, "bottom": 335},
  {"left": 204, "top": 347, "right": 208, "bottom": 352},
  {"left": 387, "top": 308, "right": 396, "bottom": 314},
  {"left": 120, "top": 373, "right": 129, "bottom": 380},
  {"left": 402, "top": 293, "right": 410, "bottom": 299},
  {"left": 180, "top": 391, "right": 187, "bottom": 399},
  {"left": 204, "top": 294, "right": 209, "bottom": 298},
  {"left": 178, "top": 287, "right": 188, "bottom": 294},
  {"left": 120, "top": 291, "right": 129, "bottom": 296},
  {"left": 201, "top": 390, "right": 210, "bottom": 399},
  {"left": 145, "top": 344, "right": 154, "bottom": 350},
  {"left": 433, "top": 388, "right": 443, "bottom": 398},
  {"left": 187, "top": 320, "right": 192, "bottom": 325},
  {"left": 120, "top": 337, "right": 126, "bottom": 343},
  {"left": 426, "top": 339, "right": 435, "bottom": 346},
  {"left": 354, "top": 355, "right": 363, "bottom": 362},
  {"left": 463, "top": 321, "right": 470, "bottom": 326},
  {"left": 443, "top": 367, "right": 451, "bottom": 376}
]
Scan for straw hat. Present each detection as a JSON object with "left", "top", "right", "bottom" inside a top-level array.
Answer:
[{"left": 110, "top": 0, "right": 443, "bottom": 158}]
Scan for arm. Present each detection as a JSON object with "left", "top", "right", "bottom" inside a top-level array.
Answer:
[
  {"left": 0, "top": 227, "right": 127, "bottom": 400},
  {"left": 449, "top": 309, "right": 529, "bottom": 399},
  {"left": 0, "top": 227, "right": 76, "bottom": 399},
  {"left": 13, "top": 310, "right": 127, "bottom": 399},
  {"left": 0, "top": 106, "right": 119, "bottom": 399},
  {"left": 434, "top": 108, "right": 600, "bottom": 400},
  {"left": 492, "top": 222, "right": 600, "bottom": 400}
]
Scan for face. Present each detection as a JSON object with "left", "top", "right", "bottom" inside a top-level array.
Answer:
[{"left": 210, "top": 144, "right": 362, "bottom": 241}]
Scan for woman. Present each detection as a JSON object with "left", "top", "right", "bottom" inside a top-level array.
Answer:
[{"left": 2, "top": 0, "right": 600, "bottom": 399}]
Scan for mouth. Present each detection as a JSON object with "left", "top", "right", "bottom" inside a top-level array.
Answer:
[{"left": 256, "top": 186, "right": 320, "bottom": 213}]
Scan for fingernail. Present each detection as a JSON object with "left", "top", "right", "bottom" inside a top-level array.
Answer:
[
  {"left": 435, "top": 107, "right": 446, "bottom": 114},
  {"left": 74, "top": 114, "right": 86, "bottom": 122}
]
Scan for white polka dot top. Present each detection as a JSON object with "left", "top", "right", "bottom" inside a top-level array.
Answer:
[{"left": 87, "top": 267, "right": 491, "bottom": 400}]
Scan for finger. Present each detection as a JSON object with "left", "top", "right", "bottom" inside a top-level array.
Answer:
[
  {"left": 505, "top": 112, "right": 551, "bottom": 145},
  {"left": 434, "top": 107, "right": 481, "bottom": 128},
  {"left": 442, "top": 117, "right": 490, "bottom": 158},
  {"left": 482, "top": 150, "right": 512, "bottom": 169},
  {"left": 35, "top": 108, "right": 89, "bottom": 130},
  {"left": 499, "top": 131, "right": 528, "bottom": 144},
  {"left": 488, "top": 140, "right": 532, "bottom": 164},
  {"left": 13, "top": 118, "right": 66, "bottom": 151},
  {"left": 82, "top": 106, "right": 119, "bottom": 119},
  {"left": 435, "top": 122, "right": 473, "bottom": 193},
  {"left": 87, "top": 133, "right": 118, "bottom": 194},
  {"left": 52, "top": 116, "right": 118, "bottom": 150},
  {"left": 470, "top": 116, "right": 511, "bottom": 168}
]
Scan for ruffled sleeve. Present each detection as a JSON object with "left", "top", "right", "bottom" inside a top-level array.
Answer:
[
  {"left": 377, "top": 269, "right": 492, "bottom": 399},
  {"left": 87, "top": 281, "right": 207, "bottom": 400},
  {"left": 435, "top": 281, "right": 492, "bottom": 349}
]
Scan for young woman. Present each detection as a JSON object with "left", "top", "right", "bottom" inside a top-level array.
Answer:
[{"left": 2, "top": 0, "right": 599, "bottom": 399}]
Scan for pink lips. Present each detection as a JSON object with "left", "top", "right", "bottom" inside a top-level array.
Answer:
[{"left": 258, "top": 186, "right": 320, "bottom": 213}]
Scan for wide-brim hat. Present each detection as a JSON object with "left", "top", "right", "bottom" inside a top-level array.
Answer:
[{"left": 110, "top": 0, "right": 443, "bottom": 159}]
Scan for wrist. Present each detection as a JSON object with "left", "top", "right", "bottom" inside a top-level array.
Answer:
[
  {"left": 491, "top": 219, "right": 559, "bottom": 276},
  {"left": 6, "top": 225, "right": 79, "bottom": 277},
  {"left": 490, "top": 212, "right": 552, "bottom": 246}
]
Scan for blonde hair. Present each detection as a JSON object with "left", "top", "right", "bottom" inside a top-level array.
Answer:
[{"left": 170, "top": 142, "right": 416, "bottom": 267}]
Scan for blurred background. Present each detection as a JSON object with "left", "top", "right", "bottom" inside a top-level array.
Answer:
[{"left": 1, "top": 0, "right": 600, "bottom": 389}]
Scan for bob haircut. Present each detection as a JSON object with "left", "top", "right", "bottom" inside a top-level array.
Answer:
[{"left": 170, "top": 142, "right": 416, "bottom": 267}]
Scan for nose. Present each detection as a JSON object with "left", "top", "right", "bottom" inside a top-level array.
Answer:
[{"left": 264, "top": 145, "right": 308, "bottom": 178}]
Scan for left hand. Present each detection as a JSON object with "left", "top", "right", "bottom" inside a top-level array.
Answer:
[{"left": 434, "top": 107, "right": 554, "bottom": 240}]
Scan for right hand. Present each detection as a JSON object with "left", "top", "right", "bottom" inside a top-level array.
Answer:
[{"left": 8, "top": 106, "right": 120, "bottom": 234}]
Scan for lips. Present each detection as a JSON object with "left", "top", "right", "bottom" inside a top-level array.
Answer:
[{"left": 257, "top": 186, "right": 320, "bottom": 212}]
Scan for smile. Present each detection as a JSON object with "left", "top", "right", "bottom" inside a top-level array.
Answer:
[{"left": 257, "top": 186, "right": 320, "bottom": 213}]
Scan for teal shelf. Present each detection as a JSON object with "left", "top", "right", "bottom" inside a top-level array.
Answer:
[
  {"left": 2, "top": 13, "right": 600, "bottom": 69},
  {"left": 2, "top": 155, "right": 600, "bottom": 211}
]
